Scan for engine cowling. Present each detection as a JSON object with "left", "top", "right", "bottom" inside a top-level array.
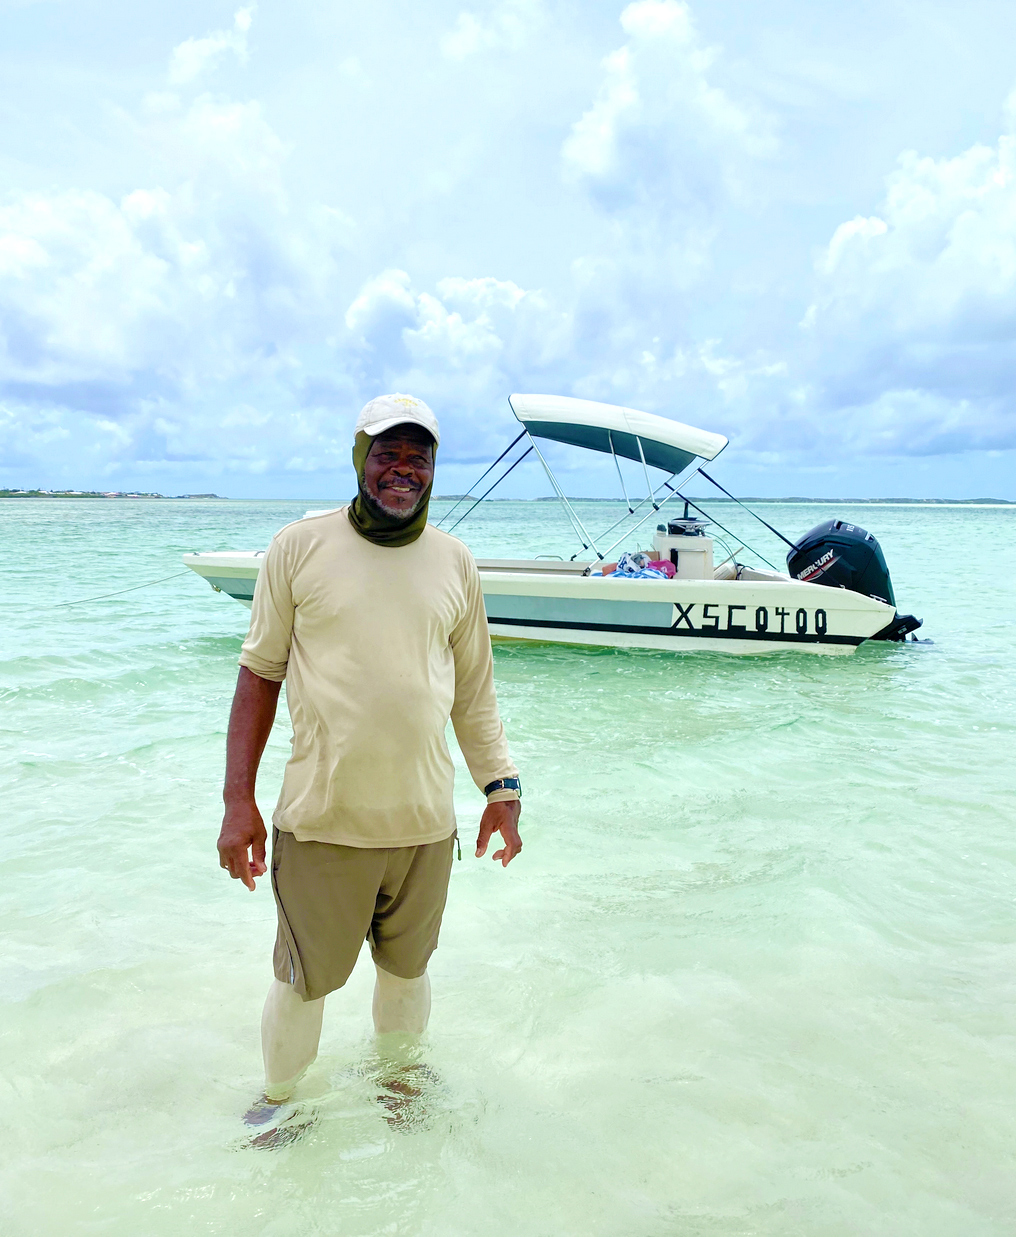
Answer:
[{"left": 786, "top": 518, "right": 922, "bottom": 642}]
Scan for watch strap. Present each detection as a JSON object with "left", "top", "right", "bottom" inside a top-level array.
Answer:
[{"left": 484, "top": 776, "right": 521, "bottom": 799}]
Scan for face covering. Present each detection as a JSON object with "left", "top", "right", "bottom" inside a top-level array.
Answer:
[{"left": 347, "top": 430, "right": 436, "bottom": 547}]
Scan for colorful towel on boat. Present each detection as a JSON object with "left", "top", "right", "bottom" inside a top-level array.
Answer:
[{"left": 594, "top": 552, "right": 674, "bottom": 579}]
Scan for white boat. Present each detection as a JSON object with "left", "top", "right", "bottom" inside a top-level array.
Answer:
[{"left": 183, "top": 394, "right": 921, "bottom": 655}]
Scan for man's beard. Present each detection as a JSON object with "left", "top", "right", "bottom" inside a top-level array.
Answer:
[{"left": 362, "top": 484, "right": 426, "bottom": 521}]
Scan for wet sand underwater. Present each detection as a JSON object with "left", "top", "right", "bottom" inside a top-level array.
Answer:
[{"left": 2, "top": 498, "right": 1014, "bottom": 1236}]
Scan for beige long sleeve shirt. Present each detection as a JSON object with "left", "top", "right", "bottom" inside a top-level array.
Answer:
[{"left": 239, "top": 509, "right": 519, "bottom": 847}]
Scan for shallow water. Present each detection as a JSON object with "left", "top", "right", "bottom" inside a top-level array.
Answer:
[{"left": 2, "top": 497, "right": 1015, "bottom": 1236}]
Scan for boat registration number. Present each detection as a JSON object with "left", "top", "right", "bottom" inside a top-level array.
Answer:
[{"left": 673, "top": 603, "right": 828, "bottom": 636}]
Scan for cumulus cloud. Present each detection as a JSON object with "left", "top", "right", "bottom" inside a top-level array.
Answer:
[
  {"left": 343, "top": 269, "right": 570, "bottom": 458},
  {"left": 4, "top": 0, "right": 1015, "bottom": 495},
  {"left": 0, "top": 81, "right": 358, "bottom": 486},
  {"left": 803, "top": 121, "right": 1016, "bottom": 453},
  {"left": 0, "top": 169, "right": 567, "bottom": 484},
  {"left": 441, "top": 0, "right": 544, "bottom": 60},
  {"left": 1, "top": 4, "right": 581, "bottom": 488},
  {"left": 563, "top": 0, "right": 774, "bottom": 217},
  {"left": 0, "top": 188, "right": 195, "bottom": 388},
  {"left": 553, "top": 0, "right": 779, "bottom": 419},
  {"left": 137, "top": 92, "right": 291, "bottom": 204},
  {"left": 0, "top": 96, "right": 326, "bottom": 399},
  {"left": 168, "top": 7, "right": 255, "bottom": 85},
  {"left": 337, "top": 265, "right": 789, "bottom": 480}
]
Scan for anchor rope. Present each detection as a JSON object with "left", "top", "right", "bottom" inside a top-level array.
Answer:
[{"left": 56, "top": 570, "right": 192, "bottom": 607}]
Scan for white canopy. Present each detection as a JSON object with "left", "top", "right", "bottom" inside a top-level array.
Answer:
[{"left": 508, "top": 394, "right": 727, "bottom": 476}]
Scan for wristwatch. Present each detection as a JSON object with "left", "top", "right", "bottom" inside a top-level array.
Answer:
[{"left": 483, "top": 776, "right": 522, "bottom": 800}]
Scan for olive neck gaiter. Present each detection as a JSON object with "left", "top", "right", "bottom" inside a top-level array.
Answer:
[{"left": 347, "top": 430, "right": 435, "bottom": 548}]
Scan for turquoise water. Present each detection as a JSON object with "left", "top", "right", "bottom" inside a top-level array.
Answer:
[{"left": 2, "top": 497, "right": 1015, "bottom": 1236}]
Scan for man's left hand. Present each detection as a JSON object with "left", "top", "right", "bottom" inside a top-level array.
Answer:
[{"left": 475, "top": 799, "right": 522, "bottom": 867}]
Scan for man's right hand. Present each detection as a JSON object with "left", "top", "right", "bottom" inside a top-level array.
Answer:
[
  {"left": 218, "top": 801, "right": 268, "bottom": 892},
  {"left": 219, "top": 667, "right": 282, "bottom": 892}
]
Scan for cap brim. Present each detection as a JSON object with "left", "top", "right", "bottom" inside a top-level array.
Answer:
[{"left": 363, "top": 416, "right": 439, "bottom": 444}]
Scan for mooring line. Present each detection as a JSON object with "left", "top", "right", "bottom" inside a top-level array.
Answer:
[{"left": 56, "top": 571, "right": 192, "bottom": 607}]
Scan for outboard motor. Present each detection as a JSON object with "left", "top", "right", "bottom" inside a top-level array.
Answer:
[{"left": 787, "top": 519, "right": 922, "bottom": 642}]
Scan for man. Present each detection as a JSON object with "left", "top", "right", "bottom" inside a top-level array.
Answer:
[{"left": 217, "top": 393, "right": 522, "bottom": 1142}]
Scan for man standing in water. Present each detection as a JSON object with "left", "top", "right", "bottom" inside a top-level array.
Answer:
[{"left": 217, "top": 394, "right": 522, "bottom": 1143}]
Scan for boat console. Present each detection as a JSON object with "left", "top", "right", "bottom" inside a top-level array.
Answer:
[{"left": 652, "top": 518, "right": 714, "bottom": 580}]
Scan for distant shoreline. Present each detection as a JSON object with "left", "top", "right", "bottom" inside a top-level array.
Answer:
[
  {"left": 2, "top": 491, "right": 1012, "bottom": 506},
  {"left": 0, "top": 490, "right": 225, "bottom": 499},
  {"left": 443, "top": 496, "right": 1016, "bottom": 506}
]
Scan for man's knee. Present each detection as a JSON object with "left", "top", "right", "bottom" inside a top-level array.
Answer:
[{"left": 374, "top": 963, "right": 428, "bottom": 987}]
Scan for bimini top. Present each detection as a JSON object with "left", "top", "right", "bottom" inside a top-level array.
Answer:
[{"left": 508, "top": 394, "right": 727, "bottom": 476}]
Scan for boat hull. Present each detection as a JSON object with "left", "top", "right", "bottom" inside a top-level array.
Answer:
[
  {"left": 481, "top": 572, "right": 888, "bottom": 654},
  {"left": 183, "top": 552, "right": 262, "bottom": 608},
  {"left": 487, "top": 625, "right": 855, "bottom": 654},
  {"left": 183, "top": 551, "right": 895, "bottom": 655}
]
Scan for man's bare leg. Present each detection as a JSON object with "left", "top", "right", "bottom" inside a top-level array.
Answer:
[
  {"left": 372, "top": 966, "right": 434, "bottom": 1125},
  {"left": 261, "top": 979, "right": 325, "bottom": 1100},
  {"left": 372, "top": 965, "right": 431, "bottom": 1035}
]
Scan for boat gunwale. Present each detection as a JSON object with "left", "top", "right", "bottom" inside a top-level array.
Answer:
[{"left": 182, "top": 551, "right": 895, "bottom": 618}]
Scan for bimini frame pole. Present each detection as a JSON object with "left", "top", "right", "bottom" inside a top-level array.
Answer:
[
  {"left": 635, "top": 436, "right": 660, "bottom": 512},
  {"left": 527, "top": 434, "right": 604, "bottom": 560},
  {"left": 696, "top": 466, "right": 798, "bottom": 551},
  {"left": 665, "top": 481, "right": 780, "bottom": 570},
  {"left": 444, "top": 444, "right": 534, "bottom": 535},
  {"left": 435, "top": 429, "right": 526, "bottom": 529},
  {"left": 588, "top": 471, "right": 676, "bottom": 549},
  {"left": 574, "top": 432, "right": 670, "bottom": 561},
  {"left": 585, "top": 448, "right": 708, "bottom": 555},
  {"left": 608, "top": 430, "right": 634, "bottom": 514},
  {"left": 596, "top": 477, "right": 686, "bottom": 562}
]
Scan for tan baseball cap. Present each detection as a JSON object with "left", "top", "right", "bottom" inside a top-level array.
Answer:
[{"left": 354, "top": 393, "right": 440, "bottom": 445}]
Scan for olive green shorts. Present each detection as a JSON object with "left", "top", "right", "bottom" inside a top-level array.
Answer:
[{"left": 270, "top": 827, "right": 456, "bottom": 1001}]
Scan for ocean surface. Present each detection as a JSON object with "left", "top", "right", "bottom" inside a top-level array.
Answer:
[{"left": 2, "top": 496, "right": 1014, "bottom": 1237}]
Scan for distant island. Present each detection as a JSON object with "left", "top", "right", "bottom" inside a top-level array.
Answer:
[
  {"left": 2, "top": 490, "right": 1010, "bottom": 505},
  {"left": 0, "top": 489, "right": 226, "bottom": 499},
  {"left": 524, "top": 495, "right": 1014, "bottom": 505},
  {"left": 696, "top": 496, "right": 1015, "bottom": 505}
]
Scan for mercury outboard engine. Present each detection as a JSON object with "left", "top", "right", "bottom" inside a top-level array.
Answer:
[{"left": 787, "top": 519, "right": 922, "bottom": 642}]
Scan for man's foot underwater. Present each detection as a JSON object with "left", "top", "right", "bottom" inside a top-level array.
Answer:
[
  {"left": 376, "top": 1062, "right": 441, "bottom": 1129},
  {"left": 242, "top": 1095, "right": 318, "bottom": 1149}
]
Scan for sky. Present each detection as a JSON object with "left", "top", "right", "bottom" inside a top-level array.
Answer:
[{"left": 1, "top": 0, "right": 1016, "bottom": 499}]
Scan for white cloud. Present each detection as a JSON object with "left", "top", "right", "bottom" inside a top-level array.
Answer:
[
  {"left": 345, "top": 269, "right": 417, "bottom": 336},
  {"left": 803, "top": 125, "right": 1016, "bottom": 453},
  {"left": 337, "top": 264, "right": 794, "bottom": 471},
  {"left": 441, "top": 0, "right": 544, "bottom": 60},
  {"left": 0, "top": 87, "right": 357, "bottom": 483},
  {"left": 344, "top": 269, "right": 569, "bottom": 411},
  {"left": 168, "top": 7, "right": 255, "bottom": 85},
  {"left": 563, "top": 0, "right": 774, "bottom": 212},
  {"left": 554, "top": 0, "right": 778, "bottom": 401},
  {"left": 569, "top": 333, "right": 788, "bottom": 426},
  {"left": 0, "top": 188, "right": 185, "bottom": 384},
  {"left": 821, "top": 215, "right": 887, "bottom": 271},
  {"left": 4, "top": 0, "right": 1016, "bottom": 495},
  {"left": 0, "top": 94, "right": 306, "bottom": 393}
]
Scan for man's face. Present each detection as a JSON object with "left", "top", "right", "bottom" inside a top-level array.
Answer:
[{"left": 362, "top": 426, "right": 435, "bottom": 517}]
